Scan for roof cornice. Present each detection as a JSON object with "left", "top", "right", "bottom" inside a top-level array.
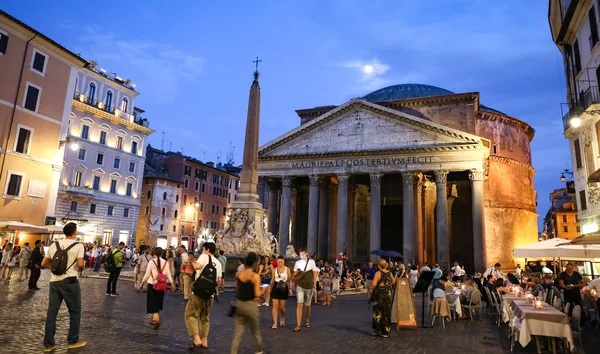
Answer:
[
  {"left": 477, "top": 111, "right": 535, "bottom": 140},
  {"left": 72, "top": 100, "right": 154, "bottom": 135},
  {"left": 259, "top": 142, "right": 481, "bottom": 161},
  {"left": 489, "top": 155, "right": 535, "bottom": 174},
  {"left": 260, "top": 99, "right": 486, "bottom": 157}
]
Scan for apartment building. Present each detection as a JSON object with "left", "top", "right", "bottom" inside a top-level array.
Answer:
[
  {"left": 136, "top": 163, "right": 183, "bottom": 248},
  {"left": 0, "top": 11, "right": 86, "bottom": 245},
  {"left": 542, "top": 181, "right": 581, "bottom": 240},
  {"left": 145, "top": 146, "right": 240, "bottom": 249},
  {"left": 549, "top": 0, "right": 600, "bottom": 235},
  {"left": 54, "top": 67, "right": 153, "bottom": 247}
]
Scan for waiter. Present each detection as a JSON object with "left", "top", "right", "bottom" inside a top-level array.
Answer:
[{"left": 558, "top": 263, "right": 584, "bottom": 316}]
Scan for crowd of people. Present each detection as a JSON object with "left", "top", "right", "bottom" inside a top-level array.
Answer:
[{"left": 4, "top": 228, "right": 599, "bottom": 352}]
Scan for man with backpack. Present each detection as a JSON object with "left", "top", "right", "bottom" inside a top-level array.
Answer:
[
  {"left": 105, "top": 241, "right": 127, "bottom": 296},
  {"left": 184, "top": 242, "right": 222, "bottom": 350},
  {"left": 41, "top": 223, "right": 86, "bottom": 352}
]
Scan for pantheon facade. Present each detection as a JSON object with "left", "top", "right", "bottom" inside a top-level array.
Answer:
[{"left": 256, "top": 84, "right": 538, "bottom": 272}]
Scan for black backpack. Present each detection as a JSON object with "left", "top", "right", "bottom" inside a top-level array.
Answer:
[
  {"left": 193, "top": 255, "right": 217, "bottom": 299},
  {"left": 103, "top": 249, "right": 117, "bottom": 272},
  {"left": 51, "top": 241, "right": 79, "bottom": 276}
]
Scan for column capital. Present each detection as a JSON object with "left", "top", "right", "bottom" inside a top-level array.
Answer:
[
  {"left": 469, "top": 169, "right": 484, "bottom": 182},
  {"left": 309, "top": 175, "right": 320, "bottom": 186},
  {"left": 337, "top": 174, "right": 349, "bottom": 185},
  {"left": 402, "top": 171, "right": 418, "bottom": 185},
  {"left": 282, "top": 176, "right": 294, "bottom": 187},
  {"left": 434, "top": 170, "right": 449, "bottom": 184},
  {"left": 369, "top": 172, "right": 382, "bottom": 185}
]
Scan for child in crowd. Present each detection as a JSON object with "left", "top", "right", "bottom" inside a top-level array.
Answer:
[
  {"left": 5, "top": 251, "right": 17, "bottom": 281},
  {"left": 332, "top": 270, "right": 341, "bottom": 295},
  {"left": 322, "top": 272, "right": 332, "bottom": 305}
]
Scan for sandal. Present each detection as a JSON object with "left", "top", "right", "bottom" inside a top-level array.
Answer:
[
  {"left": 294, "top": 326, "right": 301, "bottom": 332},
  {"left": 153, "top": 321, "right": 161, "bottom": 330},
  {"left": 280, "top": 320, "right": 285, "bottom": 327},
  {"left": 305, "top": 321, "right": 311, "bottom": 328},
  {"left": 188, "top": 343, "right": 202, "bottom": 351},
  {"left": 272, "top": 324, "right": 277, "bottom": 329}
]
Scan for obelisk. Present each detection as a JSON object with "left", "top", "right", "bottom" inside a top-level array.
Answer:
[
  {"left": 216, "top": 58, "right": 273, "bottom": 257},
  {"left": 236, "top": 61, "right": 262, "bottom": 206}
]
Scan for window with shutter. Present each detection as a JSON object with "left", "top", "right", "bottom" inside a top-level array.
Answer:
[
  {"left": 580, "top": 190, "right": 588, "bottom": 210},
  {"left": 0, "top": 33, "right": 8, "bottom": 54},
  {"left": 574, "top": 40, "right": 582, "bottom": 74},
  {"left": 574, "top": 139, "right": 583, "bottom": 168},
  {"left": 32, "top": 52, "right": 46, "bottom": 73},
  {"left": 24, "top": 85, "right": 40, "bottom": 111},
  {"left": 6, "top": 174, "right": 23, "bottom": 196},
  {"left": 15, "top": 127, "right": 32, "bottom": 154},
  {"left": 590, "top": 7, "right": 599, "bottom": 48}
]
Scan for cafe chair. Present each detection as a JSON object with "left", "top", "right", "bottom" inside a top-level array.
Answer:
[
  {"left": 431, "top": 297, "right": 451, "bottom": 328},
  {"left": 552, "top": 296, "right": 562, "bottom": 311},
  {"left": 492, "top": 290, "right": 503, "bottom": 326},
  {"left": 571, "top": 305, "right": 584, "bottom": 354},
  {"left": 462, "top": 289, "right": 483, "bottom": 321},
  {"left": 505, "top": 304, "right": 521, "bottom": 352},
  {"left": 484, "top": 287, "right": 494, "bottom": 316},
  {"left": 563, "top": 302, "right": 571, "bottom": 317},
  {"left": 427, "top": 286, "right": 433, "bottom": 315}
]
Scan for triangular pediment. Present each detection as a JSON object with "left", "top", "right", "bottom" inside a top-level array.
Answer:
[{"left": 259, "top": 99, "right": 485, "bottom": 158}]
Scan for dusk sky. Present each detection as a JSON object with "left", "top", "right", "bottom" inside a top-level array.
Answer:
[{"left": 3, "top": 1, "right": 569, "bottom": 231}]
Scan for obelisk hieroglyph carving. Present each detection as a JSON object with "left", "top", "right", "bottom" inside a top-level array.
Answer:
[{"left": 216, "top": 58, "right": 276, "bottom": 256}]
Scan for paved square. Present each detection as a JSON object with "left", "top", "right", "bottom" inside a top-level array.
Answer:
[{"left": 0, "top": 272, "right": 597, "bottom": 353}]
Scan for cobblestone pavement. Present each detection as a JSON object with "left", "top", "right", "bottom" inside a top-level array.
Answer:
[{"left": 0, "top": 270, "right": 598, "bottom": 354}]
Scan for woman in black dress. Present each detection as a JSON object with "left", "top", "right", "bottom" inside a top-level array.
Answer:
[
  {"left": 371, "top": 259, "right": 395, "bottom": 338},
  {"left": 270, "top": 256, "right": 292, "bottom": 329}
]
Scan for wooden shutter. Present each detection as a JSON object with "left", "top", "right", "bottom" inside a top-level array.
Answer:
[
  {"left": 24, "top": 86, "right": 39, "bottom": 111},
  {"left": 574, "top": 40, "right": 582, "bottom": 74},
  {"left": 590, "top": 8, "right": 599, "bottom": 47},
  {"left": 0, "top": 34, "right": 8, "bottom": 54},
  {"left": 574, "top": 139, "right": 583, "bottom": 168},
  {"left": 32, "top": 53, "right": 45, "bottom": 72}
]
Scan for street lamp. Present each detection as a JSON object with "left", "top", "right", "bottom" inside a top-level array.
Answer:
[{"left": 560, "top": 169, "right": 573, "bottom": 183}]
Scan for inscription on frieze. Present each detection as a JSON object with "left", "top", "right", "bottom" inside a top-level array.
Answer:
[{"left": 291, "top": 156, "right": 435, "bottom": 169}]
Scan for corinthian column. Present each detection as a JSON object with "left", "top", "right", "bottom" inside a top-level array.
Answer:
[
  {"left": 369, "top": 173, "right": 382, "bottom": 262},
  {"left": 469, "top": 169, "right": 486, "bottom": 271},
  {"left": 307, "top": 175, "right": 320, "bottom": 257},
  {"left": 402, "top": 172, "right": 416, "bottom": 265},
  {"left": 318, "top": 178, "right": 329, "bottom": 260},
  {"left": 435, "top": 171, "right": 449, "bottom": 270},
  {"left": 267, "top": 179, "right": 279, "bottom": 234},
  {"left": 336, "top": 175, "right": 349, "bottom": 256},
  {"left": 278, "top": 176, "right": 293, "bottom": 256}
]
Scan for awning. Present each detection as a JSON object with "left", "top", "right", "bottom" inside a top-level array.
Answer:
[
  {"left": 0, "top": 221, "right": 48, "bottom": 233},
  {"left": 513, "top": 238, "right": 600, "bottom": 259},
  {"left": 569, "top": 233, "right": 600, "bottom": 245}
]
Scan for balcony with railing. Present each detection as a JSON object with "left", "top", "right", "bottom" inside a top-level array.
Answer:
[
  {"left": 561, "top": 85, "right": 600, "bottom": 131},
  {"left": 62, "top": 184, "right": 95, "bottom": 199},
  {"left": 73, "top": 92, "right": 140, "bottom": 126}
]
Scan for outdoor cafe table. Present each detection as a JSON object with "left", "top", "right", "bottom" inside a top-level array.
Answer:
[
  {"left": 509, "top": 299, "right": 574, "bottom": 352},
  {"left": 504, "top": 294, "right": 522, "bottom": 305},
  {"left": 445, "top": 292, "right": 463, "bottom": 318}
]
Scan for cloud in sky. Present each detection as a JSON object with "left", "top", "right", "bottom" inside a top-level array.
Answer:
[
  {"left": 342, "top": 58, "right": 391, "bottom": 92},
  {"left": 75, "top": 26, "right": 203, "bottom": 104}
]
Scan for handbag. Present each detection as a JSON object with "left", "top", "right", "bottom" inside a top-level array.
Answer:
[
  {"left": 227, "top": 301, "right": 237, "bottom": 317},
  {"left": 275, "top": 268, "right": 287, "bottom": 292}
]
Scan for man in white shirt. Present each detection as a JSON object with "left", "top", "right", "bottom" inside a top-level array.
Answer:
[
  {"left": 451, "top": 261, "right": 462, "bottom": 282},
  {"left": 293, "top": 247, "right": 319, "bottom": 332},
  {"left": 541, "top": 265, "right": 553, "bottom": 275},
  {"left": 185, "top": 242, "right": 222, "bottom": 350},
  {"left": 420, "top": 263, "right": 431, "bottom": 273},
  {"left": 483, "top": 263, "right": 502, "bottom": 279},
  {"left": 584, "top": 278, "right": 600, "bottom": 308},
  {"left": 236, "top": 259, "right": 245, "bottom": 274},
  {"left": 41, "top": 223, "right": 86, "bottom": 352}
]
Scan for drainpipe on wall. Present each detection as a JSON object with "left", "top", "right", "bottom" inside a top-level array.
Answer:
[{"left": 0, "top": 33, "right": 37, "bottom": 181}]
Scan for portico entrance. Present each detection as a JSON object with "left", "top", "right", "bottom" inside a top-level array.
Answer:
[{"left": 257, "top": 99, "right": 490, "bottom": 271}]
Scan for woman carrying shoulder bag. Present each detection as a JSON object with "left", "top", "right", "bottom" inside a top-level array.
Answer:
[
  {"left": 270, "top": 256, "right": 292, "bottom": 329},
  {"left": 230, "top": 252, "right": 264, "bottom": 354},
  {"left": 141, "top": 247, "right": 175, "bottom": 329}
]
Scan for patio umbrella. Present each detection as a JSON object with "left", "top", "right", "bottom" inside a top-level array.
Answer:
[
  {"left": 569, "top": 234, "right": 600, "bottom": 245},
  {"left": 370, "top": 250, "right": 403, "bottom": 258},
  {"left": 0, "top": 221, "right": 48, "bottom": 233}
]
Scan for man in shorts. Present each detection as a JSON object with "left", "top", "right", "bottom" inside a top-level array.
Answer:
[
  {"left": 293, "top": 247, "right": 319, "bottom": 332},
  {"left": 364, "top": 260, "right": 377, "bottom": 299}
]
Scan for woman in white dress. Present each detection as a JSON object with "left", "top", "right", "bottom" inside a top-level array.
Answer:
[{"left": 409, "top": 264, "right": 419, "bottom": 288}]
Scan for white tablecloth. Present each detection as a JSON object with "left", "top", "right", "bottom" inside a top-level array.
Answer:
[
  {"left": 445, "top": 293, "right": 462, "bottom": 318},
  {"left": 510, "top": 300, "right": 574, "bottom": 350}
]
